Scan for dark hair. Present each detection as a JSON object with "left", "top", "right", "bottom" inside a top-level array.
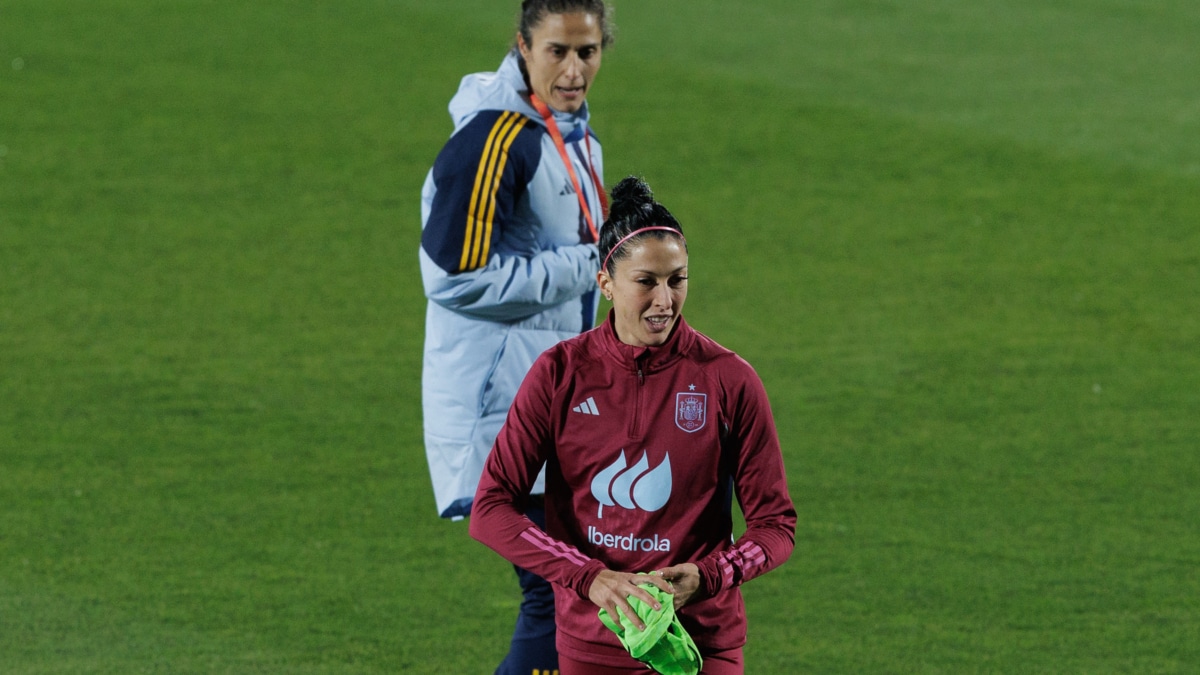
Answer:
[
  {"left": 599, "top": 176, "right": 686, "bottom": 274},
  {"left": 517, "top": 0, "right": 616, "bottom": 49}
]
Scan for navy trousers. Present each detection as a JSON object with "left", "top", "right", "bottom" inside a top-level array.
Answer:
[{"left": 494, "top": 501, "right": 559, "bottom": 675}]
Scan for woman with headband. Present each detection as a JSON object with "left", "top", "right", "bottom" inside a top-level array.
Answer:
[{"left": 471, "top": 176, "right": 797, "bottom": 674}]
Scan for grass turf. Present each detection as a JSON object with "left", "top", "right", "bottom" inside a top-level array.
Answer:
[{"left": 2, "top": 0, "right": 1198, "bottom": 672}]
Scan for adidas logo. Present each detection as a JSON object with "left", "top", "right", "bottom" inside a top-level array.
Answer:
[
  {"left": 572, "top": 396, "right": 600, "bottom": 416},
  {"left": 559, "top": 179, "right": 575, "bottom": 196}
]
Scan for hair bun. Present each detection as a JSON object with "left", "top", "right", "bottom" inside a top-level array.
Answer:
[
  {"left": 598, "top": 175, "right": 684, "bottom": 272},
  {"left": 609, "top": 176, "right": 655, "bottom": 212}
]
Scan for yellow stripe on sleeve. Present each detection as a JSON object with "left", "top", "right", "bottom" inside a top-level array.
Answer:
[
  {"left": 460, "top": 111, "right": 522, "bottom": 271},
  {"left": 475, "top": 115, "right": 526, "bottom": 268}
]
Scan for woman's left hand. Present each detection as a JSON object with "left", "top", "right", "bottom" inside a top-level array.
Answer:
[{"left": 651, "top": 563, "right": 701, "bottom": 610}]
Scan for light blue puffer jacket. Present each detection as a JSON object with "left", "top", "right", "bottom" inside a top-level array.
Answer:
[{"left": 420, "top": 51, "right": 603, "bottom": 519}]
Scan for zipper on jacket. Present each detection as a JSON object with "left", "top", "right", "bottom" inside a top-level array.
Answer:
[{"left": 631, "top": 361, "right": 646, "bottom": 437}]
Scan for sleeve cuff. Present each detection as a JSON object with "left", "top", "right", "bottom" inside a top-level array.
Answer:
[
  {"left": 695, "top": 558, "right": 723, "bottom": 597},
  {"left": 569, "top": 559, "right": 610, "bottom": 600}
]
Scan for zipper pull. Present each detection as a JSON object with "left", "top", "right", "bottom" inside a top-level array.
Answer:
[{"left": 637, "top": 368, "right": 644, "bottom": 385}]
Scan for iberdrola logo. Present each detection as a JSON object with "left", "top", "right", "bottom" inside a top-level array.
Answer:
[{"left": 589, "top": 450, "right": 672, "bottom": 518}]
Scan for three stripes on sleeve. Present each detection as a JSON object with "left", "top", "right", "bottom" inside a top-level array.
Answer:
[{"left": 423, "top": 110, "right": 538, "bottom": 274}]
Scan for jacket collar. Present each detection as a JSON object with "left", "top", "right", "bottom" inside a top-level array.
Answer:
[{"left": 597, "top": 310, "right": 695, "bottom": 374}]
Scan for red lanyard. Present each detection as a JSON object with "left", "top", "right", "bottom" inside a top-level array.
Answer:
[{"left": 529, "top": 93, "right": 607, "bottom": 242}]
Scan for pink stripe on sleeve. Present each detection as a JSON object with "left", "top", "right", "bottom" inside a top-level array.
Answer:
[
  {"left": 718, "top": 555, "right": 735, "bottom": 588},
  {"left": 715, "top": 540, "right": 770, "bottom": 590},
  {"left": 520, "top": 528, "right": 592, "bottom": 567},
  {"left": 740, "top": 541, "right": 767, "bottom": 569}
]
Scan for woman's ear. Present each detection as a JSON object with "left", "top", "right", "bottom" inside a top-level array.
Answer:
[
  {"left": 597, "top": 271, "right": 612, "bottom": 301},
  {"left": 516, "top": 32, "right": 530, "bottom": 60}
]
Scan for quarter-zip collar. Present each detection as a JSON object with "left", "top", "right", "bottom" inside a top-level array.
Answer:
[{"left": 596, "top": 310, "right": 694, "bottom": 375}]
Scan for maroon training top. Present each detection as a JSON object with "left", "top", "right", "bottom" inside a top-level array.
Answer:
[{"left": 470, "top": 313, "right": 796, "bottom": 665}]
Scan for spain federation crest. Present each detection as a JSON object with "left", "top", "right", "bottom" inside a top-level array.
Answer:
[{"left": 675, "top": 392, "right": 707, "bottom": 433}]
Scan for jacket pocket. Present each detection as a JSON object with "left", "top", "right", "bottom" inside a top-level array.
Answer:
[
  {"left": 478, "top": 329, "right": 554, "bottom": 419},
  {"left": 477, "top": 331, "right": 511, "bottom": 418}
]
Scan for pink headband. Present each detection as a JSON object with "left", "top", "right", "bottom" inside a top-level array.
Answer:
[{"left": 601, "top": 226, "right": 686, "bottom": 273}]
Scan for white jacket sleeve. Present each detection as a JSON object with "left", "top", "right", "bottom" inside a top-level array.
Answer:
[{"left": 420, "top": 243, "right": 598, "bottom": 322}]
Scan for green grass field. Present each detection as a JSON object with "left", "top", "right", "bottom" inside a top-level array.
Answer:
[{"left": 3, "top": 1, "right": 1199, "bottom": 672}]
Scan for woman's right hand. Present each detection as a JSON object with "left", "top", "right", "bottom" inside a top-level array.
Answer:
[
  {"left": 587, "top": 569, "right": 674, "bottom": 631},
  {"left": 653, "top": 563, "right": 701, "bottom": 610}
]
